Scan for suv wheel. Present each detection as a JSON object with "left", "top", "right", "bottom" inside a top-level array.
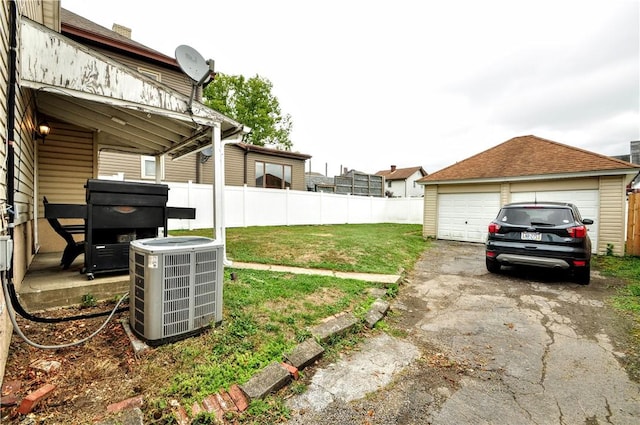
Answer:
[
  {"left": 575, "top": 264, "right": 591, "bottom": 285},
  {"left": 486, "top": 258, "right": 501, "bottom": 273}
]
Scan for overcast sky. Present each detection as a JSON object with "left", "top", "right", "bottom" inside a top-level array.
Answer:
[{"left": 61, "top": 0, "right": 639, "bottom": 176}]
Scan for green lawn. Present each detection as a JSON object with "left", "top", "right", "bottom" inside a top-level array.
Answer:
[
  {"left": 172, "top": 223, "right": 428, "bottom": 274},
  {"left": 139, "top": 224, "right": 430, "bottom": 422},
  {"left": 594, "top": 255, "right": 640, "bottom": 313}
]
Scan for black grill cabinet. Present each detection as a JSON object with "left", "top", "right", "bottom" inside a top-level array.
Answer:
[{"left": 84, "top": 179, "right": 169, "bottom": 279}]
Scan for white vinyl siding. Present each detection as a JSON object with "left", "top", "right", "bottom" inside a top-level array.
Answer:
[{"left": 597, "top": 176, "right": 627, "bottom": 256}]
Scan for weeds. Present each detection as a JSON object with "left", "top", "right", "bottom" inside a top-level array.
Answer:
[{"left": 80, "top": 293, "right": 97, "bottom": 308}]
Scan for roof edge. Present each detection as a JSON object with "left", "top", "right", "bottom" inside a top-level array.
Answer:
[
  {"left": 418, "top": 168, "right": 640, "bottom": 185},
  {"left": 62, "top": 23, "right": 179, "bottom": 68},
  {"left": 231, "top": 143, "right": 312, "bottom": 160}
]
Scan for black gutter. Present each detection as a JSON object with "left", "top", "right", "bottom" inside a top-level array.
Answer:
[{"left": 6, "top": 0, "right": 18, "bottom": 281}]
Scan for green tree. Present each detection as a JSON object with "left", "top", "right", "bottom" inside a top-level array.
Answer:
[{"left": 203, "top": 74, "right": 293, "bottom": 150}]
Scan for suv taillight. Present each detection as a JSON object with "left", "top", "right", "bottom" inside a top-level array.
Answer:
[
  {"left": 567, "top": 225, "right": 587, "bottom": 238},
  {"left": 488, "top": 223, "right": 501, "bottom": 234}
]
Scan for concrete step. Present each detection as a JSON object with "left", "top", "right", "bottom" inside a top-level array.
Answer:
[{"left": 18, "top": 252, "right": 129, "bottom": 311}]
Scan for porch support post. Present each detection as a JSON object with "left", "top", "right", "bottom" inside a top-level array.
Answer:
[
  {"left": 212, "top": 124, "right": 227, "bottom": 255},
  {"left": 155, "top": 155, "right": 162, "bottom": 184}
]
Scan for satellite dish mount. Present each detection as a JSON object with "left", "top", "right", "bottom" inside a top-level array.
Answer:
[{"left": 175, "top": 45, "right": 215, "bottom": 113}]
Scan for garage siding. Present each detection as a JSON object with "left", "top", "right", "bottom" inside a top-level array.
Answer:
[
  {"left": 598, "top": 175, "right": 626, "bottom": 256},
  {"left": 509, "top": 178, "right": 598, "bottom": 193},
  {"left": 422, "top": 185, "right": 437, "bottom": 238}
]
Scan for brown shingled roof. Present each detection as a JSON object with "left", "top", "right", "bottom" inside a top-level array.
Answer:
[
  {"left": 375, "top": 166, "right": 427, "bottom": 181},
  {"left": 420, "top": 135, "right": 639, "bottom": 183},
  {"left": 61, "top": 8, "right": 178, "bottom": 68}
]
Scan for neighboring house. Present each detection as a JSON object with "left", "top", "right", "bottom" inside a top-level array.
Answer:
[
  {"left": 418, "top": 135, "right": 640, "bottom": 255},
  {"left": 62, "top": 9, "right": 312, "bottom": 190},
  {"left": 60, "top": 8, "right": 216, "bottom": 184},
  {"left": 224, "top": 143, "right": 310, "bottom": 191},
  {"left": 1, "top": 1, "right": 242, "bottom": 379},
  {"left": 375, "top": 165, "right": 427, "bottom": 197},
  {"left": 99, "top": 142, "right": 311, "bottom": 191}
]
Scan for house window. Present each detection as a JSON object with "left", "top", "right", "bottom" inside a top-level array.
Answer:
[
  {"left": 388, "top": 181, "right": 392, "bottom": 188},
  {"left": 141, "top": 155, "right": 165, "bottom": 179},
  {"left": 255, "top": 161, "right": 292, "bottom": 189},
  {"left": 138, "top": 67, "right": 161, "bottom": 82}
]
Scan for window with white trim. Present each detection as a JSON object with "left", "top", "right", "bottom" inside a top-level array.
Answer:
[{"left": 141, "top": 155, "right": 165, "bottom": 179}]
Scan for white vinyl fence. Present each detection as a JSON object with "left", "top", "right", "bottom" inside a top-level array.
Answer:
[{"left": 166, "top": 182, "right": 423, "bottom": 230}]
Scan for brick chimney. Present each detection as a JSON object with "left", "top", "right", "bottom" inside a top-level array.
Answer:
[
  {"left": 112, "top": 23, "right": 132, "bottom": 39},
  {"left": 390, "top": 165, "right": 396, "bottom": 172}
]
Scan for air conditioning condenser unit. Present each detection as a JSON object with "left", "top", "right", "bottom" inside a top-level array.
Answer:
[{"left": 129, "top": 236, "right": 223, "bottom": 346}]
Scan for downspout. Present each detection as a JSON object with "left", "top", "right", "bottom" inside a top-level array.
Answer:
[
  {"left": 6, "top": 0, "right": 18, "bottom": 280},
  {"left": 243, "top": 149, "right": 248, "bottom": 185}
]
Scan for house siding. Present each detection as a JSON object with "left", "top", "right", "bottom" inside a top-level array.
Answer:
[
  {"left": 99, "top": 151, "right": 141, "bottom": 179},
  {"left": 166, "top": 155, "right": 199, "bottom": 182},
  {"left": 38, "top": 121, "right": 94, "bottom": 253},
  {"left": 1, "top": 0, "right": 47, "bottom": 388},
  {"left": 224, "top": 145, "right": 246, "bottom": 186},
  {"left": 598, "top": 175, "right": 626, "bottom": 256},
  {"left": 100, "top": 151, "right": 209, "bottom": 183}
]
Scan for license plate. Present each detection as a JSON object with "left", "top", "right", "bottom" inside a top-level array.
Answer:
[{"left": 521, "top": 232, "right": 542, "bottom": 241}]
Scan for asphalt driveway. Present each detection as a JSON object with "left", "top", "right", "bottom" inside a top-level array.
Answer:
[{"left": 286, "top": 241, "right": 640, "bottom": 424}]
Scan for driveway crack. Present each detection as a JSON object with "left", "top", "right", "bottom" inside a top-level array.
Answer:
[
  {"left": 604, "top": 396, "right": 614, "bottom": 424},
  {"left": 539, "top": 315, "right": 555, "bottom": 389}
]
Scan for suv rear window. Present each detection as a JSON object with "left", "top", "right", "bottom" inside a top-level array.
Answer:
[{"left": 497, "top": 207, "right": 574, "bottom": 226}]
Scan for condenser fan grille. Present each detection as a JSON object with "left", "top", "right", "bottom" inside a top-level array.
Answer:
[{"left": 129, "top": 237, "right": 223, "bottom": 345}]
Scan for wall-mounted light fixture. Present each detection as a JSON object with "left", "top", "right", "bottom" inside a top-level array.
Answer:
[{"left": 35, "top": 121, "right": 51, "bottom": 142}]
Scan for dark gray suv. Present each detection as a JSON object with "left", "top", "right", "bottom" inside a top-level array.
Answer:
[{"left": 485, "top": 202, "right": 593, "bottom": 285}]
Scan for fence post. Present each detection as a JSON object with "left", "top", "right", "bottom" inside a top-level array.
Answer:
[
  {"left": 285, "top": 187, "right": 290, "bottom": 226},
  {"left": 319, "top": 191, "right": 324, "bottom": 225},
  {"left": 187, "top": 180, "right": 193, "bottom": 230},
  {"left": 627, "top": 192, "right": 640, "bottom": 256},
  {"left": 242, "top": 184, "right": 248, "bottom": 228}
]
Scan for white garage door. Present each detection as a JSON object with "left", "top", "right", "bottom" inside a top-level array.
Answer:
[
  {"left": 510, "top": 190, "right": 599, "bottom": 252},
  {"left": 437, "top": 193, "right": 501, "bottom": 243}
]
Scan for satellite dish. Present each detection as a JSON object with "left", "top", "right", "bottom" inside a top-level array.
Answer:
[
  {"left": 175, "top": 45, "right": 216, "bottom": 113},
  {"left": 175, "top": 45, "right": 213, "bottom": 84}
]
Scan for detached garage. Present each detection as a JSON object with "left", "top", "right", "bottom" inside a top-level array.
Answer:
[{"left": 419, "top": 135, "right": 640, "bottom": 255}]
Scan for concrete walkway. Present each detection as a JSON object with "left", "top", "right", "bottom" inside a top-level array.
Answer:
[
  {"left": 230, "top": 262, "right": 401, "bottom": 284},
  {"left": 18, "top": 254, "right": 402, "bottom": 311}
]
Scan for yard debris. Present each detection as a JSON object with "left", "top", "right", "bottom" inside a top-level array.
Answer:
[
  {"left": 29, "top": 359, "right": 61, "bottom": 374},
  {"left": 17, "top": 383, "right": 56, "bottom": 414}
]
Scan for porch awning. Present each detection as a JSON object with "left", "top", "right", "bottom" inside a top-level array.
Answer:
[{"left": 19, "top": 18, "right": 244, "bottom": 159}]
